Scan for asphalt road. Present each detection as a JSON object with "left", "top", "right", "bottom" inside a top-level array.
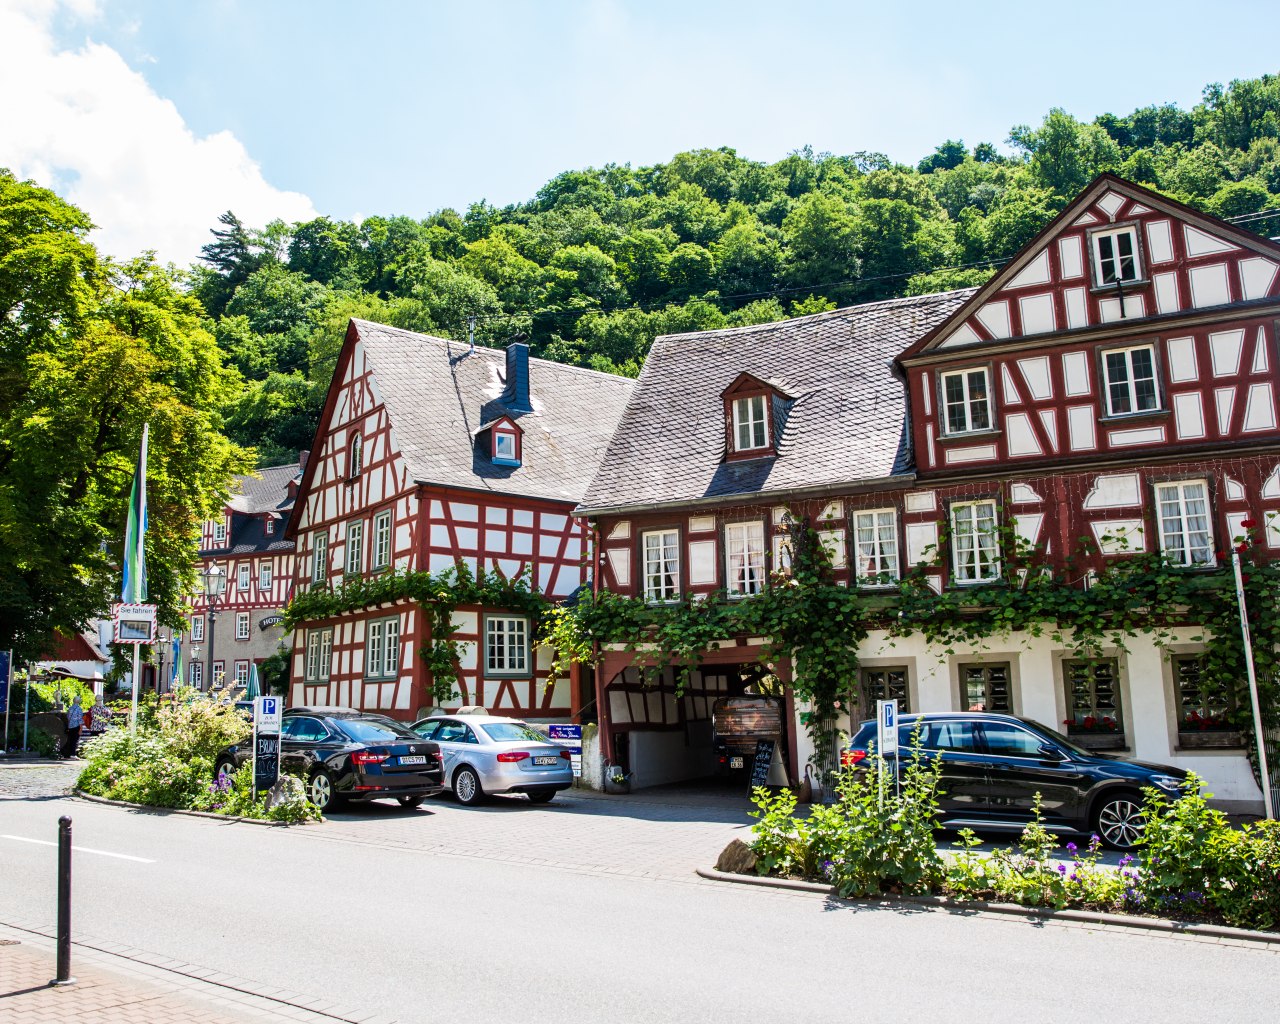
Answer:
[{"left": 0, "top": 786, "right": 1275, "bottom": 1023}]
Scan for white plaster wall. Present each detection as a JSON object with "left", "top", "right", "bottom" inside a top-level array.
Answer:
[
  {"left": 827, "top": 628, "right": 1268, "bottom": 811},
  {"left": 630, "top": 721, "right": 716, "bottom": 789}
]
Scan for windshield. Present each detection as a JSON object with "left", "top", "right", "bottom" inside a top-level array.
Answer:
[
  {"left": 480, "top": 722, "right": 553, "bottom": 744},
  {"left": 1023, "top": 719, "right": 1093, "bottom": 758},
  {"left": 336, "top": 717, "right": 420, "bottom": 743}
]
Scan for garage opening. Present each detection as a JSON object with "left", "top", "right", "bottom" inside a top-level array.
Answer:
[{"left": 603, "top": 662, "right": 791, "bottom": 791}]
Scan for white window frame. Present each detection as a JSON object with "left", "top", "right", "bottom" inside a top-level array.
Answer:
[
  {"left": 950, "top": 499, "right": 1001, "bottom": 584},
  {"left": 235, "top": 612, "right": 250, "bottom": 641},
  {"left": 212, "top": 661, "right": 225, "bottom": 686},
  {"left": 854, "top": 508, "right": 900, "bottom": 585},
  {"left": 346, "top": 520, "right": 364, "bottom": 576},
  {"left": 258, "top": 562, "right": 272, "bottom": 591},
  {"left": 312, "top": 532, "right": 328, "bottom": 584},
  {"left": 1091, "top": 226, "right": 1142, "bottom": 287},
  {"left": 349, "top": 434, "right": 363, "bottom": 478},
  {"left": 485, "top": 616, "right": 529, "bottom": 677},
  {"left": 372, "top": 510, "right": 392, "bottom": 570},
  {"left": 1102, "top": 344, "right": 1160, "bottom": 417},
  {"left": 237, "top": 563, "right": 250, "bottom": 591},
  {"left": 265, "top": 518, "right": 274, "bottom": 535},
  {"left": 306, "top": 628, "right": 333, "bottom": 682},
  {"left": 724, "top": 521, "right": 767, "bottom": 596},
  {"left": 365, "top": 616, "right": 402, "bottom": 680},
  {"left": 213, "top": 520, "right": 227, "bottom": 544},
  {"left": 190, "top": 661, "right": 203, "bottom": 688},
  {"left": 494, "top": 430, "right": 518, "bottom": 462},
  {"left": 1155, "top": 479, "right": 1215, "bottom": 568},
  {"left": 940, "top": 367, "right": 992, "bottom": 436},
  {"left": 731, "top": 395, "right": 770, "bottom": 452},
  {"left": 641, "top": 529, "right": 680, "bottom": 603},
  {"left": 234, "top": 661, "right": 250, "bottom": 687},
  {"left": 191, "top": 615, "right": 204, "bottom": 642}
]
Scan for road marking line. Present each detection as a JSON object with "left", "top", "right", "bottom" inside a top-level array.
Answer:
[{"left": 0, "top": 834, "right": 156, "bottom": 863}]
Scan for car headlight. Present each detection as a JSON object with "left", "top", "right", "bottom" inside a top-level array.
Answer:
[{"left": 1151, "top": 775, "right": 1185, "bottom": 791}]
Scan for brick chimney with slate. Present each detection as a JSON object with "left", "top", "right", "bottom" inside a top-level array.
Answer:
[{"left": 504, "top": 341, "right": 532, "bottom": 412}]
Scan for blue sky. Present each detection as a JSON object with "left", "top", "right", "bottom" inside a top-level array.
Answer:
[{"left": 3, "top": 0, "right": 1276, "bottom": 263}]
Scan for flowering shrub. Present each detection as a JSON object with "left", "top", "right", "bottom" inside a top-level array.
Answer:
[
  {"left": 76, "top": 687, "right": 316, "bottom": 823},
  {"left": 190, "top": 762, "right": 321, "bottom": 824},
  {"left": 1063, "top": 716, "right": 1120, "bottom": 734},
  {"left": 748, "top": 771, "right": 1280, "bottom": 931}
]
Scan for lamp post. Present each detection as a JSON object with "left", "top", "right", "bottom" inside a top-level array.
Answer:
[{"left": 201, "top": 564, "right": 226, "bottom": 691}]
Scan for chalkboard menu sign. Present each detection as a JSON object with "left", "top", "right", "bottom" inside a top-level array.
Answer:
[
  {"left": 749, "top": 738, "right": 776, "bottom": 790},
  {"left": 254, "top": 734, "right": 280, "bottom": 794}
]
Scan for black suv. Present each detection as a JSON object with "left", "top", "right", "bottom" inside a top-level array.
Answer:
[
  {"left": 845, "top": 712, "right": 1188, "bottom": 849},
  {"left": 215, "top": 707, "right": 445, "bottom": 812}
]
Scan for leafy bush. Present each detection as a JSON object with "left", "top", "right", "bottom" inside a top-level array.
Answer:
[
  {"left": 191, "top": 763, "right": 321, "bottom": 824},
  {"left": 77, "top": 687, "right": 253, "bottom": 812},
  {"left": 750, "top": 748, "right": 945, "bottom": 897}
]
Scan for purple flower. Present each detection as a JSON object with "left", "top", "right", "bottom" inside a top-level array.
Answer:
[
  {"left": 1065, "top": 842, "right": 1078, "bottom": 854},
  {"left": 1057, "top": 864, "right": 1067, "bottom": 874}
]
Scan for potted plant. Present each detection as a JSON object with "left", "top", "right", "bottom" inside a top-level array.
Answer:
[
  {"left": 1063, "top": 715, "right": 1126, "bottom": 751},
  {"left": 604, "top": 766, "right": 632, "bottom": 794},
  {"left": 1177, "top": 710, "right": 1243, "bottom": 749}
]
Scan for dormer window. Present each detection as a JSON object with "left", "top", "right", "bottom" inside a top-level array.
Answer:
[
  {"left": 732, "top": 396, "right": 769, "bottom": 452},
  {"left": 493, "top": 429, "right": 519, "bottom": 466},
  {"left": 721, "top": 372, "right": 787, "bottom": 460},
  {"left": 1091, "top": 226, "right": 1141, "bottom": 287},
  {"left": 348, "top": 434, "right": 363, "bottom": 479},
  {"left": 213, "top": 519, "right": 227, "bottom": 544}
]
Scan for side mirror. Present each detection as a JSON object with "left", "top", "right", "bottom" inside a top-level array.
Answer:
[{"left": 1038, "top": 743, "right": 1066, "bottom": 762}]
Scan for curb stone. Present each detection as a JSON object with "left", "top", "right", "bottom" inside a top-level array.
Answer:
[
  {"left": 73, "top": 789, "right": 318, "bottom": 827},
  {"left": 694, "top": 866, "right": 1280, "bottom": 946}
]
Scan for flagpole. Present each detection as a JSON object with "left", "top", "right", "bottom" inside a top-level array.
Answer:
[
  {"left": 1232, "top": 550, "right": 1275, "bottom": 819},
  {"left": 130, "top": 646, "right": 140, "bottom": 738},
  {"left": 124, "top": 422, "right": 149, "bottom": 739}
]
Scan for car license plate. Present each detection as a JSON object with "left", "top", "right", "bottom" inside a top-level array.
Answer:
[
  {"left": 730, "top": 756, "right": 744, "bottom": 769},
  {"left": 533, "top": 755, "right": 558, "bottom": 766},
  {"left": 399, "top": 755, "right": 427, "bottom": 765}
]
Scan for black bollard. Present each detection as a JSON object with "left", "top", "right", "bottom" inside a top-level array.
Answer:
[{"left": 51, "top": 815, "right": 75, "bottom": 986}]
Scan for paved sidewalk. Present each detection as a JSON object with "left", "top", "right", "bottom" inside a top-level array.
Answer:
[
  {"left": 0, "top": 930, "right": 399, "bottom": 1024},
  {"left": 1, "top": 939, "right": 259, "bottom": 1023}
]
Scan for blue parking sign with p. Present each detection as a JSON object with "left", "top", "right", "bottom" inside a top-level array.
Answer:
[{"left": 877, "top": 698, "right": 899, "bottom": 755}]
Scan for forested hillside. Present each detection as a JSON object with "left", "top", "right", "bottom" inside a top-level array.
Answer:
[{"left": 192, "top": 75, "right": 1280, "bottom": 465}]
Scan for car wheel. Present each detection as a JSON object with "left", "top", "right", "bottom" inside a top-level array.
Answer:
[
  {"left": 397, "top": 795, "right": 425, "bottom": 809},
  {"left": 308, "top": 769, "right": 338, "bottom": 812},
  {"left": 1094, "top": 792, "right": 1145, "bottom": 850},
  {"left": 214, "top": 759, "right": 236, "bottom": 781},
  {"left": 526, "top": 788, "right": 556, "bottom": 804},
  {"left": 453, "top": 766, "right": 485, "bottom": 806}
]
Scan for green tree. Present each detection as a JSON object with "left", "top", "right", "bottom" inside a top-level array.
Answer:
[
  {"left": 781, "top": 193, "right": 861, "bottom": 291},
  {"left": 1009, "top": 108, "right": 1122, "bottom": 197},
  {"left": 0, "top": 175, "right": 249, "bottom": 660}
]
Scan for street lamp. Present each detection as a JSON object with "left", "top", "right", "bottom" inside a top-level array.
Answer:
[{"left": 201, "top": 564, "right": 227, "bottom": 691}]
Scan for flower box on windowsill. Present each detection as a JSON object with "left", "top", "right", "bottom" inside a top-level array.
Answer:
[
  {"left": 1069, "top": 733, "right": 1127, "bottom": 752},
  {"left": 1177, "top": 730, "right": 1244, "bottom": 750}
]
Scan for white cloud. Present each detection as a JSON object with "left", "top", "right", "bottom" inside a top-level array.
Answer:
[{"left": 0, "top": 0, "right": 315, "bottom": 266}]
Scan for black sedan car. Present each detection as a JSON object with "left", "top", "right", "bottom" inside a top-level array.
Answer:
[
  {"left": 844, "top": 712, "right": 1189, "bottom": 849},
  {"left": 215, "top": 706, "right": 445, "bottom": 812}
]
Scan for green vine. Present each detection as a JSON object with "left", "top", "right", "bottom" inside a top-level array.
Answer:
[{"left": 284, "top": 563, "right": 552, "bottom": 704}]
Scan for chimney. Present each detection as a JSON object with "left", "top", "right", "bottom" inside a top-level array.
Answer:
[
  {"left": 504, "top": 342, "right": 531, "bottom": 412},
  {"left": 298, "top": 450, "right": 310, "bottom": 473}
]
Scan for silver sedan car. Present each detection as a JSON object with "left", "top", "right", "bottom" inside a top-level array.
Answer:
[{"left": 409, "top": 714, "right": 574, "bottom": 805}]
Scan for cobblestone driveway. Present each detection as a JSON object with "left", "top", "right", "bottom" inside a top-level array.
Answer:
[
  {"left": 0, "top": 761, "right": 81, "bottom": 800},
  {"left": 306, "top": 784, "right": 756, "bottom": 882}
]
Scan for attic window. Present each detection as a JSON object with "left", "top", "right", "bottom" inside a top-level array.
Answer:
[
  {"left": 732, "top": 395, "right": 769, "bottom": 452},
  {"left": 265, "top": 518, "right": 274, "bottom": 536},
  {"left": 1091, "top": 227, "right": 1141, "bottom": 287},
  {"left": 348, "top": 434, "right": 363, "bottom": 479},
  {"left": 493, "top": 427, "right": 520, "bottom": 467}
]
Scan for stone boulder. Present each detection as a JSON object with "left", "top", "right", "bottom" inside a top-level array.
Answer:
[{"left": 715, "top": 838, "right": 758, "bottom": 875}]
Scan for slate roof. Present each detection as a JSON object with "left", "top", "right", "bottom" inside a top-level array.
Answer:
[
  {"left": 227, "top": 463, "right": 298, "bottom": 515},
  {"left": 351, "top": 321, "right": 635, "bottom": 504},
  {"left": 577, "top": 290, "right": 975, "bottom": 515},
  {"left": 203, "top": 464, "right": 297, "bottom": 556}
]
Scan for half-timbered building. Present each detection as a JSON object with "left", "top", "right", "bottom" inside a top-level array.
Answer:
[
  {"left": 183, "top": 460, "right": 301, "bottom": 690},
  {"left": 284, "top": 320, "right": 633, "bottom": 723},
  {"left": 577, "top": 175, "right": 1280, "bottom": 810}
]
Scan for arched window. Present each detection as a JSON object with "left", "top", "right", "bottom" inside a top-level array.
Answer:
[{"left": 349, "top": 434, "right": 363, "bottom": 479}]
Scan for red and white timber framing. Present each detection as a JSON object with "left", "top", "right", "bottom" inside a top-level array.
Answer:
[{"left": 288, "top": 332, "right": 589, "bottom": 720}]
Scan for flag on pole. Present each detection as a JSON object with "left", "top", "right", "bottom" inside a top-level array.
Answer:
[
  {"left": 121, "top": 424, "right": 150, "bottom": 603},
  {"left": 171, "top": 636, "right": 181, "bottom": 688}
]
